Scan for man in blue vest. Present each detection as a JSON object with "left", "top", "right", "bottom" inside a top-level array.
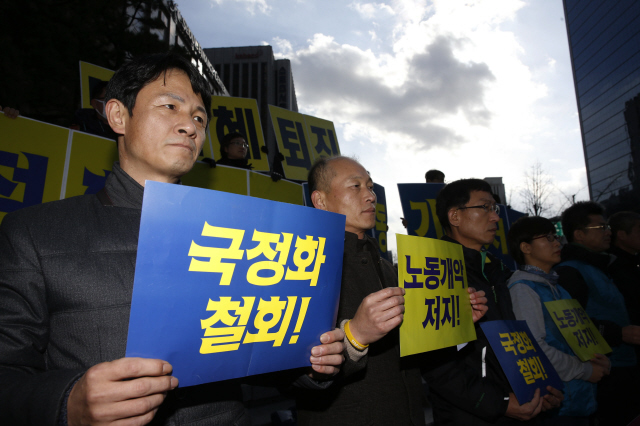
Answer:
[{"left": 556, "top": 201, "right": 640, "bottom": 425}]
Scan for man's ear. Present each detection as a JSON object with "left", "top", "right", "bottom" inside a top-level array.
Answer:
[
  {"left": 105, "top": 99, "right": 126, "bottom": 135},
  {"left": 520, "top": 241, "right": 532, "bottom": 255},
  {"left": 311, "top": 190, "right": 327, "bottom": 210},
  {"left": 573, "top": 229, "right": 584, "bottom": 245},
  {"left": 448, "top": 208, "right": 460, "bottom": 228}
]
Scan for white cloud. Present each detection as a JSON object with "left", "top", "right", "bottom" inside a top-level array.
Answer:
[
  {"left": 208, "top": 0, "right": 271, "bottom": 15},
  {"left": 349, "top": 1, "right": 395, "bottom": 19}
]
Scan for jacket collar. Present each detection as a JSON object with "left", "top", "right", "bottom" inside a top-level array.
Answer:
[
  {"left": 561, "top": 242, "right": 612, "bottom": 272},
  {"left": 102, "top": 162, "right": 145, "bottom": 209}
]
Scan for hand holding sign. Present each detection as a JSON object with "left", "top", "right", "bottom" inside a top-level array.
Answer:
[
  {"left": 309, "top": 328, "right": 346, "bottom": 378},
  {"left": 468, "top": 287, "right": 488, "bottom": 323},
  {"left": 506, "top": 388, "right": 543, "bottom": 421},
  {"left": 350, "top": 287, "right": 405, "bottom": 346},
  {"left": 541, "top": 385, "right": 564, "bottom": 411},
  {"left": 68, "top": 358, "right": 177, "bottom": 425},
  {"left": 622, "top": 325, "right": 640, "bottom": 345},
  {"left": 588, "top": 353, "right": 610, "bottom": 383}
]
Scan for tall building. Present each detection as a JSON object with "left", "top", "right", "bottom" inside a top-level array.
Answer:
[
  {"left": 563, "top": 0, "right": 640, "bottom": 213},
  {"left": 484, "top": 177, "right": 507, "bottom": 205},
  {"left": 204, "top": 46, "right": 299, "bottom": 168}
]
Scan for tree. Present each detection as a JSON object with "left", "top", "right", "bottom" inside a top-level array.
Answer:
[{"left": 519, "top": 161, "right": 554, "bottom": 216}]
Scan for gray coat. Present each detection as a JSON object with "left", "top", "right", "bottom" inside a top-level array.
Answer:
[{"left": 0, "top": 163, "right": 248, "bottom": 425}]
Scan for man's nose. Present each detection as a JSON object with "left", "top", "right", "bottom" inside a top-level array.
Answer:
[{"left": 176, "top": 113, "right": 197, "bottom": 136}]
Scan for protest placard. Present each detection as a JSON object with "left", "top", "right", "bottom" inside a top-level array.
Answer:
[
  {"left": 544, "top": 299, "right": 612, "bottom": 361},
  {"left": 481, "top": 320, "right": 563, "bottom": 403},
  {"left": 397, "top": 235, "right": 476, "bottom": 356},
  {"left": 125, "top": 182, "right": 345, "bottom": 386}
]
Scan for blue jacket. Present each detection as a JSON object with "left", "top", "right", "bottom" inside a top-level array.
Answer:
[{"left": 508, "top": 271, "right": 597, "bottom": 417}]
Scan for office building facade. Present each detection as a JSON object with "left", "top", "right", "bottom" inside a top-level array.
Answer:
[{"left": 563, "top": 0, "right": 640, "bottom": 212}]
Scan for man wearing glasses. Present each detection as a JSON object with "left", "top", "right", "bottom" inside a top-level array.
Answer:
[
  {"left": 556, "top": 201, "right": 640, "bottom": 426},
  {"left": 422, "top": 179, "right": 562, "bottom": 425}
]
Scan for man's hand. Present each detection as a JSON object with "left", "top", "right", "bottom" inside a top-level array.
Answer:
[
  {"left": 505, "top": 389, "right": 543, "bottom": 421},
  {"left": 67, "top": 357, "right": 177, "bottom": 426},
  {"left": 588, "top": 353, "right": 611, "bottom": 383},
  {"left": 349, "top": 287, "right": 405, "bottom": 346},
  {"left": 622, "top": 325, "right": 640, "bottom": 345},
  {"left": 467, "top": 287, "right": 488, "bottom": 323},
  {"left": 541, "top": 386, "right": 564, "bottom": 411},
  {"left": 308, "top": 328, "right": 345, "bottom": 378}
]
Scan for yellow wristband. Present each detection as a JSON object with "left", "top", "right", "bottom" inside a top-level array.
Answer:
[{"left": 345, "top": 320, "right": 369, "bottom": 351}]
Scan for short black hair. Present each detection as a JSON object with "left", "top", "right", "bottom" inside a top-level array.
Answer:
[
  {"left": 609, "top": 211, "right": 640, "bottom": 244},
  {"left": 436, "top": 178, "right": 493, "bottom": 233},
  {"left": 507, "top": 216, "right": 556, "bottom": 265},
  {"left": 307, "top": 156, "right": 344, "bottom": 195},
  {"left": 105, "top": 53, "right": 212, "bottom": 128},
  {"left": 425, "top": 169, "right": 445, "bottom": 182},
  {"left": 561, "top": 201, "right": 605, "bottom": 243},
  {"left": 219, "top": 131, "right": 245, "bottom": 159}
]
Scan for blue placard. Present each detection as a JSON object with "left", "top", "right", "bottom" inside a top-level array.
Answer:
[
  {"left": 126, "top": 181, "right": 346, "bottom": 387},
  {"left": 397, "top": 183, "right": 524, "bottom": 270},
  {"left": 365, "top": 183, "right": 391, "bottom": 262},
  {"left": 480, "top": 320, "right": 563, "bottom": 404}
]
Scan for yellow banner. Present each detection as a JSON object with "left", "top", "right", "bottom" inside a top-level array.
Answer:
[
  {"left": 0, "top": 115, "right": 69, "bottom": 222},
  {"left": 303, "top": 115, "right": 340, "bottom": 161},
  {"left": 268, "top": 106, "right": 314, "bottom": 181},
  {"left": 64, "top": 131, "right": 118, "bottom": 198},
  {"left": 209, "top": 96, "right": 269, "bottom": 172},
  {"left": 544, "top": 299, "right": 612, "bottom": 361},
  {"left": 249, "top": 172, "right": 303, "bottom": 205},
  {"left": 79, "top": 61, "right": 115, "bottom": 109},
  {"left": 397, "top": 234, "right": 477, "bottom": 356}
]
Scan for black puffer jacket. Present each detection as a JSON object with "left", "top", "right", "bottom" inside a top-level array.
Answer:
[{"left": 423, "top": 236, "right": 524, "bottom": 425}]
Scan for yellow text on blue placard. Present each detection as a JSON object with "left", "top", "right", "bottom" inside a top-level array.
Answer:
[
  {"left": 200, "top": 295, "right": 311, "bottom": 353},
  {"left": 188, "top": 224, "right": 326, "bottom": 286},
  {"left": 499, "top": 331, "right": 549, "bottom": 385}
]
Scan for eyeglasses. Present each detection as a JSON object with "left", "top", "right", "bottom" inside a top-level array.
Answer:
[
  {"left": 230, "top": 140, "right": 249, "bottom": 149},
  {"left": 583, "top": 224, "right": 611, "bottom": 231},
  {"left": 531, "top": 233, "right": 561, "bottom": 243},
  {"left": 457, "top": 203, "right": 500, "bottom": 215}
]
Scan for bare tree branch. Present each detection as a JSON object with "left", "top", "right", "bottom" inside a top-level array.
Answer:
[{"left": 519, "top": 161, "right": 554, "bottom": 217}]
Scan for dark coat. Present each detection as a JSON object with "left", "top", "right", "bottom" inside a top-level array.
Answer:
[
  {"left": 423, "top": 236, "right": 520, "bottom": 425},
  {"left": 295, "top": 232, "right": 425, "bottom": 426},
  {"left": 0, "top": 163, "right": 248, "bottom": 425}
]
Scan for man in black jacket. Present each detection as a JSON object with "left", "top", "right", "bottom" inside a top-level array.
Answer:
[
  {"left": 295, "top": 157, "right": 489, "bottom": 425},
  {"left": 0, "top": 53, "right": 344, "bottom": 426},
  {"left": 423, "top": 178, "right": 562, "bottom": 425}
]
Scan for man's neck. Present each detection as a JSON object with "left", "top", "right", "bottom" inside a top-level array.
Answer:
[
  {"left": 447, "top": 231, "right": 482, "bottom": 252},
  {"left": 614, "top": 242, "right": 638, "bottom": 256}
]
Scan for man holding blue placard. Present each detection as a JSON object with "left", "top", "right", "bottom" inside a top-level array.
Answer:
[
  {"left": 0, "top": 53, "right": 345, "bottom": 426},
  {"left": 423, "top": 179, "right": 563, "bottom": 425}
]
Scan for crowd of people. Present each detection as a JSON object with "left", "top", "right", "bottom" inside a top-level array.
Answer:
[{"left": 1, "top": 52, "right": 638, "bottom": 426}]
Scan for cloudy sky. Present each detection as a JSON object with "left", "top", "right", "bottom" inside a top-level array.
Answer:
[{"left": 178, "top": 0, "right": 588, "bottom": 253}]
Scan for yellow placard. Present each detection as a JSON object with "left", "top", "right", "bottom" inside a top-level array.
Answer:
[
  {"left": 397, "top": 234, "right": 477, "bottom": 356},
  {"left": 0, "top": 115, "right": 69, "bottom": 222},
  {"left": 181, "top": 162, "right": 249, "bottom": 195},
  {"left": 544, "top": 299, "right": 612, "bottom": 361},
  {"left": 303, "top": 114, "right": 341, "bottom": 161},
  {"left": 268, "top": 106, "right": 314, "bottom": 181},
  {"left": 64, "top": 131, "right": 118, "bottom": 198},
  {"left": 209, "top": 96, "right": 269, "bottom": 172},
  {"left": 249, "top": 172, "right": 303, "bottom": 205},
  {"left": 79, "top": 61, "right": 115, "bottom": 109}
]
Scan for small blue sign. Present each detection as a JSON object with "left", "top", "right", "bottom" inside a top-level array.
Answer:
[
  {"left": 480, "top": 320, "right": 563, "bottom": 404},
  {"left": 126, "top": 181, "right": 346, "bottom": 387}
]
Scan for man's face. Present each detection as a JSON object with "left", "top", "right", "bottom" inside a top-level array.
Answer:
[
  {"left": 615, "top": 221, "right": 640, "bottom": 254},
  {"left": 116, "top": 69, "right": 207, "bottom": 185},
  {"left": 576, "top": 214, "right": 611, "bottom": 252},
  {"left": 225, "top": 137, "right": 248, "bottom": 160},
  {"left": 450, "top": 190, "right": 500, "bottom": 251},
  {"left": 315, "top": 158, "right": 377, "bottom": 238}
]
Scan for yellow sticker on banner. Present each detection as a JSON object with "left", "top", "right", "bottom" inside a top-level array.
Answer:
[
  {"left": 209, "top": 96, "right": 269, "bottom": 172},
  {"left": 303, "top": 115, "right": 341, "bottom": 161},
  {"left": 544, "top": 299, "right": 612, "bottom": 361},
  {"left": 79, "top": 61, "right": 115, "bottom": 109},
  {"left": 397, "top": 234, "right": 477, "bottom": 356},
  {"left": 64, "top": 131, "right": 117, "bottom": 198},
  {"left": 268, "top": 106, "right": 313, "bottom": 181},
  {"left": 249, "top": 172, "right": 303, "bottom": 205},
  {"left": 0, "top": 115, "right": 69, "bottom": 223}
]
